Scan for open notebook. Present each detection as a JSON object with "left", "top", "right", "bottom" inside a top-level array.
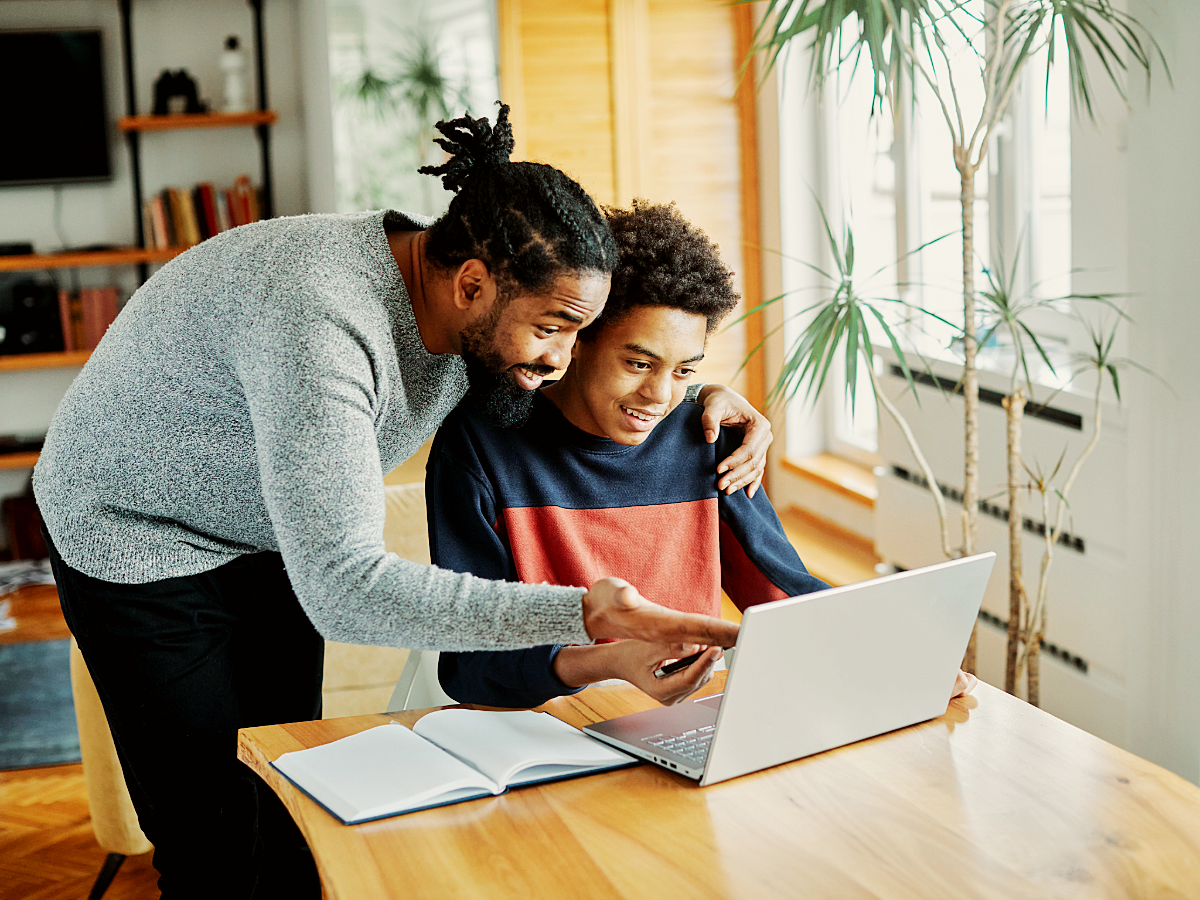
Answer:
[{"left": 272, "top": 709, "right": 637, "bottom": 824}]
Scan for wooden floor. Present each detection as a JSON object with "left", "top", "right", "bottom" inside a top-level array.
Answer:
[
  {"left": 0, "top": 764, "right": 160, "bottom": 899},
  {"left": 1, "top": 585, "right": 160, "bottom": 899},
  {"left": 0, "top": 519, "right": 877, "bottom": 900}
]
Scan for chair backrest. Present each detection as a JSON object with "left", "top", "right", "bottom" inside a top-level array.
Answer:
[
  {"left": 381, "top": 483, "right": 455, "bottom": 711},
  {"left": 69, "top": 638, "right": 153, "bottom": 856}
]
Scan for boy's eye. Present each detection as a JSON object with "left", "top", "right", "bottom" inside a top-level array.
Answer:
[{"left": 677, "top": 367, "right": 696, "bottom": 378}]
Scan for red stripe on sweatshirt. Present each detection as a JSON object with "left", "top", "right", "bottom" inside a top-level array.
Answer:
[{"left": 503, "top": 500, "right": 721, "bottom": 617}]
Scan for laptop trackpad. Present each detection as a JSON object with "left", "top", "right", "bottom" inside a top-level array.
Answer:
[{"left": 694, "top": 693, "right": 723, "bottom": 710}]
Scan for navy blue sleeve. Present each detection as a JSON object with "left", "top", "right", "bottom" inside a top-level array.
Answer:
[
  {"left": 715, "top": 428, "right": 829, "bottom": 610},
  {"left": 427, "top": 419, "right": 585, "bottom": 708}
]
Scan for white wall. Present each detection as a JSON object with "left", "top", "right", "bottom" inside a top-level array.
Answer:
[{"left": 1119, "top": 0, "right": 1200, "bottom": 785}]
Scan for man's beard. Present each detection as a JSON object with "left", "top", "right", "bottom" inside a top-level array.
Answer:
[{"left": 459, "top": 302, "right": 553, "bottom": 429}]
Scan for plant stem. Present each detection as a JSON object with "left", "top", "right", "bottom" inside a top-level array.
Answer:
[
  {"left": 960, "top": 163, "right": 980, "bottom": 559},
  {"left": 868, "top": 362, "right": 953, "bottom": 559},
  {"left": 1021, "top": 382, "right": 1104, "bottom": 706},
  {"left": 1027, "top": 488, "right": 1051, "bottom": 708},
  {"left": 958, "top": 161, "right": 981, "bottom": 674},
  {"left": 1003, "top": 389, "right": 1026, "bottom": 694}
]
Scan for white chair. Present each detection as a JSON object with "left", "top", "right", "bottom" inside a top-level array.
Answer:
[{"left": 387, "top": 649, "right": 455, "bottom": 711}]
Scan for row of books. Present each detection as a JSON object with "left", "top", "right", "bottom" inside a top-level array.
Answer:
[
  {"left": 59, "top": 287, "right": 120, "bottom": 351},
  {"left": 141, "top": 175, "right": 261, "bottom": 250}
]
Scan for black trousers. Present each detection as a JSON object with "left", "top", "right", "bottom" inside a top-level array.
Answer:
[{"left": 47, "top": 538, "right": 324, "bottom": 900}]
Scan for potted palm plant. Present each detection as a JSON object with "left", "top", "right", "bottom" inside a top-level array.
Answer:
[{"left": 748, "top": 0, "right": 1165, "bottom": 676}]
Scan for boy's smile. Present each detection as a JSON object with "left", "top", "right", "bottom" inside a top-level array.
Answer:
[{"left": 543, "top": 306, "right": 708, "bottom": 445}]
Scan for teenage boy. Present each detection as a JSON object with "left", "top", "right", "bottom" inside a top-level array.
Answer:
[{"left": 425, "top": 201, "right": 829, "bottom": 708}]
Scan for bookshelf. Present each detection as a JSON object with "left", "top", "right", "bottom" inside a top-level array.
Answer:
[
  {"left": 0, "top": 351, "right": 91, "bottom": 373},
  {"left": 119, "top": 111, "right": 278, "bottom": 133},
  {"left": 0, "top": 2, "right": 276, "bottom": 496},
  {"left": 0, "top": 352, "right": 90, "bottom": 470},
  {"left": 0, "top": 1, "right": 275, "bottom": 281},
  {"left": 0, "top": 452, "right": 41, "bottom": 472},
  {"left": 119, "top": 0, "right": 276, "bottom": 279},
  {"left": 0, "top": 247, "right": 182, "bottom": 274}
]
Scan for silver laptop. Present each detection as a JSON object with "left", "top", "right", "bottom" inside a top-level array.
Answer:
[{"left": 584, "top": 552, "right": 995, "bottom": 786}]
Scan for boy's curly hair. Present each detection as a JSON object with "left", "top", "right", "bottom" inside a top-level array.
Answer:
[{"left": 580, "top": 199, "right": 739, "bottom": 339}]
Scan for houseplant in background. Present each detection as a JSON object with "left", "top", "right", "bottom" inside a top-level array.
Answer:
[
  {"left": 974, "top": 252, "right": 1144, "bottom": 704},
  {"left": 745, "top": 205, "right": 958, "bottom": 558},
  {"left": 748, "top": 0, "right": 1166, "bottom": 675},
  {"left": 337, "top": 22, "right": 468, "bottom": 213},
  {"left": 1011, "top": 314, "right": 1161, "bottom": 705}
]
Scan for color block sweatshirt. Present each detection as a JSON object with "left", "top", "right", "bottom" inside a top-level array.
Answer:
[{"left": 427, "top": 391, "right": 829, "bottom": 707}]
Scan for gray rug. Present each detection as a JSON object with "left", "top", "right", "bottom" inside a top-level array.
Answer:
[{"left": 0, "top": 639, "right": 81, "bottom": 770}]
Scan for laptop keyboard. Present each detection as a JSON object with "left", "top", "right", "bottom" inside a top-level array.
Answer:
[{"left": 644, "top": 725, "right": 715, "bottom": 765}]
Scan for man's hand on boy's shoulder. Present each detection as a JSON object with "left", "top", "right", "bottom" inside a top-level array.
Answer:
[{"left": 694, "top": 384, "right": 772, "bottom": 498}]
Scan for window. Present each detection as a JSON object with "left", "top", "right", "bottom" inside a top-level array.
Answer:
[
  {"left": 327, "top": 0, "right": 500, "bottom": 217},
  {"left": 777, "top": 7, "right": 1072, "bottom": 459}
]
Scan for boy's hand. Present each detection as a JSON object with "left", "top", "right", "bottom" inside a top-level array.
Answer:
[
  {"left": 616, "top": 641, "right": 723, "bottom": 705},
  {"left": 554, "top": 642, "right": 723, "bottom": 705},
  {"left": 951, "top": 670, "right": 977, "bottom": 698},
  {"left": 696, "top": 384, "right": 771, "bottom": 498},
  {"left": 582, "top": 577, "right": 740, "bottom": 648}
]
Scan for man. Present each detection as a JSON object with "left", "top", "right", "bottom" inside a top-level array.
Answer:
[{"left": 427, "top": 200, "right": 830, "bottom": 708}]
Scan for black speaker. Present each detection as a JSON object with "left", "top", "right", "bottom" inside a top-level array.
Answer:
[{"left": 0, "top": 279, "right": 65, "bottom": 355}]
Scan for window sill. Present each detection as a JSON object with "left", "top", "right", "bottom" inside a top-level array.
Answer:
[{"left": 781, "top": 454, "right": 877, "bottom": 509}]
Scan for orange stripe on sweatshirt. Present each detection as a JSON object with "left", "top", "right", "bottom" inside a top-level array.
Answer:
[{"left": 503, "top": 500, "right": 721, "bottom": 617}]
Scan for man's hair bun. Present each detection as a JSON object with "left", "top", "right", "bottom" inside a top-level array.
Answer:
[{"left": 419, "top": 103, "right": 515, "bottom": 193}]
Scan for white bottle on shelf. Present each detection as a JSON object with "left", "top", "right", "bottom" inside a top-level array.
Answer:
[{"left": 220, "top": 35, "right": 248, "bottom": 113}]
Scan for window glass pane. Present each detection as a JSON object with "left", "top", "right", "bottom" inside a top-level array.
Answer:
[
  {"left": 1028, "top": 42, "right": 1071, "bottom": 303},
  {"left": 327, "top": 0, "right": 500, "bottom": 216},
  {"left": 826, "top": 55, "right": 892, "bottom": 457}
]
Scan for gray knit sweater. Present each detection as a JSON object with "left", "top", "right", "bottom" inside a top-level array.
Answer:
[{"left": 33, "top": 209, "right": 591, "bottom": 652}]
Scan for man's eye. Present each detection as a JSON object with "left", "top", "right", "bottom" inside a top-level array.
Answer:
[
  {"left": 537, "top": 326, "right": 560, "bottom": 337},
  {"left": 629, "top": 360, "right": 651, "bottom": 370}
]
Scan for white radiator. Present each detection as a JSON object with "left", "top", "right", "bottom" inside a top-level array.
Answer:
[{"left": 874, "top": 351, "right": 1130, "bottom": 746}]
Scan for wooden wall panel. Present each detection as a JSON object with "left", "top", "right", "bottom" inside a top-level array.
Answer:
[
  {"left": 498, "top": 0, "right": 763, "bottom": 400},
  {"left": 645, "top": 0, "right": 746, "bottom": 395},
  {"left": 500, "top": 0, "right": 616, "bottom": 205}
]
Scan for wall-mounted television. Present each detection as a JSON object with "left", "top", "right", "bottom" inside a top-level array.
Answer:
[{"left": 0, "top": 29, "right": 112, "bottom": 187}]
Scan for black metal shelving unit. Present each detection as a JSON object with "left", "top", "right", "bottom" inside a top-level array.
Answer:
[{"left": 116, "top": 0, "right": 275, "bottom": 283}]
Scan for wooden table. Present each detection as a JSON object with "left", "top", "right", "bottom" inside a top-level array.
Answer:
[{"left": 238, "top": 674, "right": 1200, "bottom": 899}]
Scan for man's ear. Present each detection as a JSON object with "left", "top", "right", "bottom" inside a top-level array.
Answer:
[{"left": 452, "top": 259, "right": 497, "bottom": 313}]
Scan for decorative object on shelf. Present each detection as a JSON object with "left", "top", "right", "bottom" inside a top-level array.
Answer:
[
  {"left": 151, "top": 69, "right": 206, "bottom": 115},
  {"left": 221, "top": 35, "right": 248, "bottom": 113},
  {"left": 0, "top": 280, "right": 64, "bottom": 356}
]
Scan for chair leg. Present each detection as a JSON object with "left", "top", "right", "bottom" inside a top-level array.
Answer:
[{"left": 87, "top": 853, "right": 126, "bottom": 900}]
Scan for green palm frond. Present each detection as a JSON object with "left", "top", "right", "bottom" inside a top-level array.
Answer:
[
  {"left": 393, "top": 30, "right": 461, "bottom": 127},
  {"left": 750, "top": 0, "right": 1167, "bottom": 125},
  {"left": 763, "top": 203, "right": 931, "bottom": 413}
]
